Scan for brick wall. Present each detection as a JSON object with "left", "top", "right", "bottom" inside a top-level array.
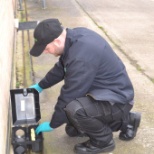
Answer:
[{"left": 0, "top": 0, "right": 15, "bottom": 153}]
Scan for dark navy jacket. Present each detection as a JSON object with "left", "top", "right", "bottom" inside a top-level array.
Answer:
[{"left": 39, "top": 28, "right": 134, "bottom": 128}]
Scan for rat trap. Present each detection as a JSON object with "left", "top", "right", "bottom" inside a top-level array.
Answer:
[{"left": 10, "top": 88, "right": 43, "bottom": 154}]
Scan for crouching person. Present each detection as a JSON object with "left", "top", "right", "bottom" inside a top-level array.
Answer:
[{"left": 29, "top": 18, "right": 141, "bottom": 154}]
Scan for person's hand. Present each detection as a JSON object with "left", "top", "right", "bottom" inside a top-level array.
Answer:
[
  {"left": 29, "top": 83, "right": 43, "bottom": 93},
  {"left": 35, "top": 122, "right": 54, "bottom": 134}
]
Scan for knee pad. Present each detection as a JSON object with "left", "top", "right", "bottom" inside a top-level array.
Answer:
[
  {"left": 65, "top": 100, "right": 84, "bottom": 133},
  {"left": 65, "top": 99, "right": 83, "bottom": 119}
]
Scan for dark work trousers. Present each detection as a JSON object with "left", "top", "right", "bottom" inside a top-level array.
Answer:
[{"left": 65, "top": 96, "right": 133, "bottom": 148}]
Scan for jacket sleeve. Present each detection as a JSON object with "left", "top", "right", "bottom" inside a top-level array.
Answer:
[
  {"left": 38, "top": 57, "right": 65, "bottom": 89},
  {"left": 50, "top": 58, "right": 98, "bottom": 128}
]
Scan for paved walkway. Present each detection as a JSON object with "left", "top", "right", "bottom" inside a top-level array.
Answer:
[{"left": 25, "top": 0, "right": 154, "bottom": 153}]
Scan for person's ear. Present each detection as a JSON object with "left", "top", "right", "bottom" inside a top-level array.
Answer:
[{"left": 53, "top": 39, "right": 61, "bottom": 47}]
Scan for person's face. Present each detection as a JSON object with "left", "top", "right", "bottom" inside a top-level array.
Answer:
[{"left": 43, "top": 40, "right": 63, "bottom": 57}]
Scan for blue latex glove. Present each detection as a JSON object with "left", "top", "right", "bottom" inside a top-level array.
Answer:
[
  {"left": 35, "top": 122, "right": 54, "bottom": 134},
  {"left": 29, "top": 83, "right": 43, "bottom": 93}
]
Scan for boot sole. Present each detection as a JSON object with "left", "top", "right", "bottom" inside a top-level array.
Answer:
[
  {"left": 133, "top": 112, "right": 141, "bottom": 137},
  {"left": 74, "top": 143, "right": 115, "bottom": 154}
]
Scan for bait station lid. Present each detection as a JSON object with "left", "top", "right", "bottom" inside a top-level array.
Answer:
[{"left": 10, "top": 88, "right": 41, "bottom": 126}]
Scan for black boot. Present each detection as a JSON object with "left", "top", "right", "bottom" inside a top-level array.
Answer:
[
  {"left": 119, "top": 112, "right": 141, "bottom": 141},
  {"left": 65, "top": 124, "right": 86, "bottom": 137},
  {"left": 74, "top": 139, "right": 115, "bottom": 154}
]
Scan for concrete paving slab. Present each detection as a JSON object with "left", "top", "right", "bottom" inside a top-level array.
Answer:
[
  {"left": 76, "top": 0, "right": 154, "bottom": 80},
  {"left": 24, "top": 0, "right": 154, "bottom": 153}
]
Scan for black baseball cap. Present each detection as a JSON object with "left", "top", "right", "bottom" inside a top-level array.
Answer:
[{"left": 30, "top": 18, "right": 63, "bottom": 57}]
